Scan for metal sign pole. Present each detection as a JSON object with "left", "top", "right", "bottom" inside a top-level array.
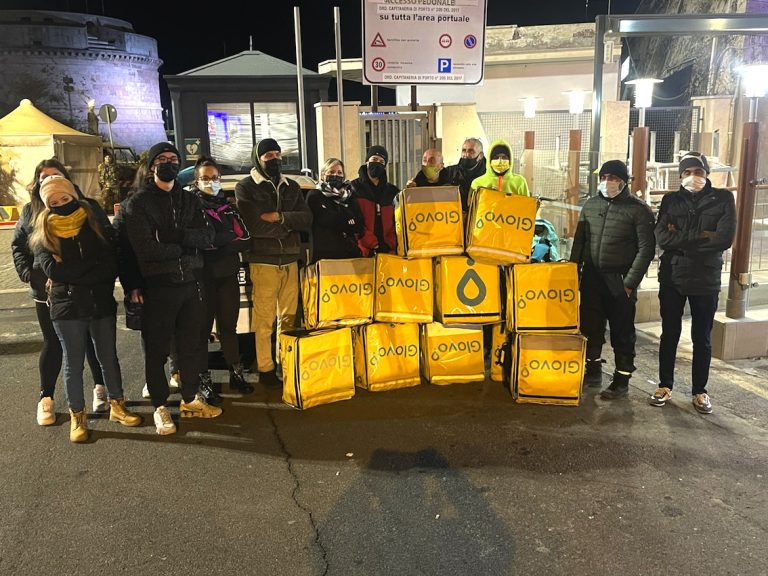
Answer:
[
  {"left": 106, "top": 118, "right": 115, "bottom": 154},
  {"left": 334, "top": 6, "right": 346, "bottom": 169},
  {"left": 294, "top": 7, "right": 309, "bottom": 172}
]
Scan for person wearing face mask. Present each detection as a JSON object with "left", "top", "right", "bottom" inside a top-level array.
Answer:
[
  {"left": 349, "top": 145, "right": 399, "bottom": 256},
  {"left": 11, "top": 159, "right": 109, "bottom": 426},
  {"left": 235, "top": 138, "right": 312, "bottom": 388},
  {"left": 445, "top": 138, "right": 487, "bottom": 212},
  {"left": 29, "top": 175, "right": 142, "bottom": 442},
  {"left": 307, "top": 158, "right": 363, "bottom": 262},
  {"left": 651, "top": 152, "right": 736, "bottom": 414},
  {"left": 406, "top": 149, "right": 450, "bottom": 188},
  {"left": 469, "top": 139, "right": 529, "bottom": 198},
  {"left": 123, "top": 142, "right": 220, "bottom": 435},
  {"left": 570, "top": 160, "right": 655, "bottom": 399},
  {"left": 192, "top": 156, "right": 253, "bottom": 397}
]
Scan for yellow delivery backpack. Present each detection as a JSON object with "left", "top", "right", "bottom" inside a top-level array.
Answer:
[
  {"left": 508, "top": 262, "right": 579, "bottom": 333},
  {"left": 353, "top": 322, "right": 421, "bottom": 392},
  {"left": 489, "top": 323, "right": 507, "bottom": 383},
  {"left": 420, "top": 323, "right": 485, "bottom": 385},
  {"left": 395, "top": 186, "right": 464, "bottom": 258},
  {"left": 279, "top": 328, "right": 356, "bottom": 409},
  {"left": 510, "top": 333, "right": 586, "bottom": 406},
  {"left": 434, "top": 256, "right": 501, "bottom": 324},
  {"left": 374, "top": 254, "right": 434, "bottom": 323},
  {"left": 466, "top": 187, "right": 538, "bottom": 265},
  {"left": 302, "top": 258, "right": 375, "bottom": 329}
]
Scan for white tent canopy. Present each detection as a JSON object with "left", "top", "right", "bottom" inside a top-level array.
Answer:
[{"left": 0, "top": 99, "right": 101, "bottom": 206}]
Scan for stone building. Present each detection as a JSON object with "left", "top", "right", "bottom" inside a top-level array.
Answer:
[{"left": 0, "top": 10, "right": 166, "bottom": 155}]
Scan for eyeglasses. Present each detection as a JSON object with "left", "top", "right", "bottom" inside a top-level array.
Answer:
[
  {"left": 155, "top": 156, "right": 179, "bottom": 165},
  {"left": 197, "top": 176, "right": 220, "bottom": 183}
]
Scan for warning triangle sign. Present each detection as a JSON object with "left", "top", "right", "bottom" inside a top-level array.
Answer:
[{"left": 371, "top": 33, "right": 386, "bottom": 48}]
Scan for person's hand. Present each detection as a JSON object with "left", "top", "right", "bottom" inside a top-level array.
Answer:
[
  {"left": 624, "top": 286, "right": 633, "bottom": 298},
  {"left": 130, "top": 288, "right": 144, "bottom": 304},
  {"left": 52, "top": 254, "right": 62, "bottom": 263},
  {"left": 666, "top": 223, "right": 677, "bottom": 232},
  {"left": 45, "top": 278, "right": 52, "bottom": 292},
  {"left": 405, "top": 179, "right": 416, "bottom": 188},
  {"left": 260, "top": 212, "right": 281, "bottom": 223},
  {"left": 700, "top": 230, "right": 714, "bottom": 239}
]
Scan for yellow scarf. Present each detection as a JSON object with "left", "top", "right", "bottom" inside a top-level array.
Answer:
[{"left": 48, "top": 207, "right": 87, "bottom": 238}]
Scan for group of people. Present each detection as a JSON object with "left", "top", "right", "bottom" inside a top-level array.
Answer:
[
  {"left": 11, "top": 133, "right": 735, "bottom": 443},
  {"left": 571, "top": 153, "right": 736, "bottom": 414}
]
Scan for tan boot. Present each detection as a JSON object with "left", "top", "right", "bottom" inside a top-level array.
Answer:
[
  {"left": 180, "top": 394, "right": 223, "bottom": 419},
  {"left": 69, "top": 410, "right": 88, "bottom": 443},
  {"left": 109, "top": 399, "right": 142, "bottom": 427},
  {"left": 37, "top": 397, "right": 55, "bottom": 426}
]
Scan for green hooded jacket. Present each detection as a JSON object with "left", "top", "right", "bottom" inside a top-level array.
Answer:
[{"left": 470, "top": 139, "right": 530, "bottom": 196}]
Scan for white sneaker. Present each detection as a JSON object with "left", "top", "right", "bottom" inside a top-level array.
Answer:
[
  {"left": 153, "top": 405, "right": 176, "bottom": 435},
  {"left": 92, "top": 384, "right": 109, "bottom": 413},
  {"left": 142, "top": 384, "right": 151, "bottom": 399},
  {"left": 168, "top": 372, "right": 181, "bottom": 393},
  {"left": 37, "top": 397, "right": 55, "bottom": 426}
]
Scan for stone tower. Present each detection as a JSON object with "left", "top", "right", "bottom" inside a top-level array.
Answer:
[{"left": 0, "top": 10, "right": 167, "bottom": 155}]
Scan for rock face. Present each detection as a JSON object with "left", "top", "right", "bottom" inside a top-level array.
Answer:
[
  {"left": 629, "top": 0, "right": 768, "bottom": 100},
  {"left": 0, "top": 10, "right": 167, "bottom": 154}
]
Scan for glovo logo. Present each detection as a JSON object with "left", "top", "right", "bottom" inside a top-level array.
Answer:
[
  {"left": 369, "top": 343, "right": 418, "bottom": 365},
  {"left": 321, "top": 281, "right": 374, "bottom": 302},
  {"left": 430, "top": 339, "right": 482, "bottom": 361},
  {"left": 300, "top": 353, "right": 353, "bottom": 380},
  {"left": 476, "top": 211, "right": 534, "bottom": 231},
  {"left": 378, "top": 276, "right": 431, "bottom": 295},
  {"left": 408, "top": 210, "right": 461, "bottom": 231},
  {"left": 517, "top": 287, "right": 576, "bottom": 309},
  {"left": 520, "top": 358, "right": 581, "bottom": 378},
  {"left": 456, "top": 259, "right": 486, "bottom": 307}
]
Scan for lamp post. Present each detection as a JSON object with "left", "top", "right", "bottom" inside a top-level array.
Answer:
[
  {"left": 626, "top": 78, "right": 661, "bottom": 201},
  {"left": 726, "top": 64, "right": 767, "bottom": 319}
]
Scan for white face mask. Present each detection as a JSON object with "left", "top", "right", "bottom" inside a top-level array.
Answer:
[
  {"left": 681, "top": 175, "right": 706, "bottom": 193},
  {"left": 199, "top": 180, "right": 222, "bottom": 195},
  {"left": 598, "top": 180, "right": 623, "bottom": 199}
]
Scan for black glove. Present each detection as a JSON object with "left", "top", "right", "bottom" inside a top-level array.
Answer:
[
  {"left": 375, "top": 243, "right": 390, "bottom": 254},
  {"left": 19, "top": 269, "right": 31, "bottom": 283},
  {"left": 156, "top": 229, "right": 184, "bottom": 244}
]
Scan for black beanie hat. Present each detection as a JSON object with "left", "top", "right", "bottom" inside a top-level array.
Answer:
[
  {"left": 679, "top": 152, "right": 710, "bottom": 176},
  {"left": 146, "top": 142, "right": 181, "bottom": 168},
  {"left": 599, "top": 159, "right": 629, "bottom": 184},
  {"left": 490, "top": 144, "right": 510, "bottom": 159},
  {"left": 253, "top": 138, "right": 281, "bottom": 165},
  {"left": 366, "top": 145, "right": 388, "bottom": 164}
]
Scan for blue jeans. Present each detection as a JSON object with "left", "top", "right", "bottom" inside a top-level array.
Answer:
[
  {"left": 658, "top": 284, "right": 719, "bottom": 395},
  {"left": 53, "top": 315, "right": 124, "bottom": 412}
]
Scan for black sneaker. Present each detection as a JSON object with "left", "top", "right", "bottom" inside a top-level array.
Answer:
[
  {"left": 583, "top": 359, "right": 603, "bottom": 388},
  {"left": 199, "top": 372, "right": 223, "bottom": 406},
  {"left": 259, "top": 369, "right": 281, "bottom": 388},
  {"left": 600, "top": 372, "right": 630, "bottom": 400},
  {"left": 229, "top": 365, "right": 254, "bottom": 394}
]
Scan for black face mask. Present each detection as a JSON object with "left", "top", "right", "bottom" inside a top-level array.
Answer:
[
  {"left": 326, "top": 175, "right": 345, "bottom": 190},
  {"left": 458, "top": 157, "right": 480, "bottom": 172},
  {"left": 155, "top": 162, "right": 180, "bottom": 183},
  {"left": 368, "top": 162, "right": 386, "bottom": 179},
  {"left": 50, "top": 201, "right": 80, "bottom": 216},
  {"left": 264, "top": 158, "right": 282, "bottom": 179}
]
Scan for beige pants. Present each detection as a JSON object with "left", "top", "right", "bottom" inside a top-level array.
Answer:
[{"left": 249, "top": 262, "right": 299, "bottom": 373}]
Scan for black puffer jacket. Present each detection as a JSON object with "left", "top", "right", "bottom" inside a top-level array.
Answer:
[
  {"left": 655, "top": 182, "right": 736, "bottom": 295},
  {"left": 235, "top": 166, "right": 312, "bottom": 265},
  {"left": 13, "top": 195, "right": 108, "bottom": 302},
  {"left": 122, "top": 179, "right": 213, "bottom": 286},
  {"left": 570, "top": 188, "right": 656, "bottom": 290},
  {"left": 445, "top": 158, "right": 486, "bottom": 212},
  {"left": 306, "top": 184, "right": 363, "bottom": 263},
  {"left": 197, "top": 189, "right": 251, "bottom": 278},
  {"left": 36, "top": 208, "right": 118, "bottom": 321}
]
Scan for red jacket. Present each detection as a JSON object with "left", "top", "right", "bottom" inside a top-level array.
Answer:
[{"left": 350, "top": 165, "right": 398, "bottom": 256}]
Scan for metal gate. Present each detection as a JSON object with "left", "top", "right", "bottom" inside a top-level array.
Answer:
[{"left": 359, "top": 111, "right": 431, "bottom": 189}]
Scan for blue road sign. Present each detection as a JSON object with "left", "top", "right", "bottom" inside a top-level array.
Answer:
[
  {"left": 464, "top": 34, "right": 477, "bottom": 49},
  {"left": 438, "top": 58, "right": 452, "bottom": 73}
]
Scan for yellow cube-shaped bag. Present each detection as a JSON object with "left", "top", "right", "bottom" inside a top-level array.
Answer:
[
  {"left": 466, "top": 187, "right": 538, "bottom": 265},
  {"left": 434, "top": 256, "right": 501, "bottom": 324},
  {"left": 420, "top": 323, "right": 485, "bottom": 385},
  {"left": 395, "top": 186, "right": 464, "bottom": 258},
  {"left": 280, "top": 328, "right": 356, "bottom": 409},
  {"left": 353, "top": 322, "right": 421, "bottom": 392},
  {"left": 374, "top": 254, "right": 434, "bottom": 323},
  {"left": 512, "top": 333, "right": 586, "bottom": 406},
  {"left": 508, "top": 262, "right": 579, "bottom": 333},
  {"left": 489, "top": 323, "right": 507, "bottom": 383},
  {"left": 302, "top": 258, "right": 375, "bottom": 329}
]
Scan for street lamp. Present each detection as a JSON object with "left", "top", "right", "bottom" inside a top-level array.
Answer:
[
  {"left": 739, "top": 64, "right": 768, "bottom": 121},
  {"left": 626, "top": 78, "right": 662, "bottom": 127}
]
